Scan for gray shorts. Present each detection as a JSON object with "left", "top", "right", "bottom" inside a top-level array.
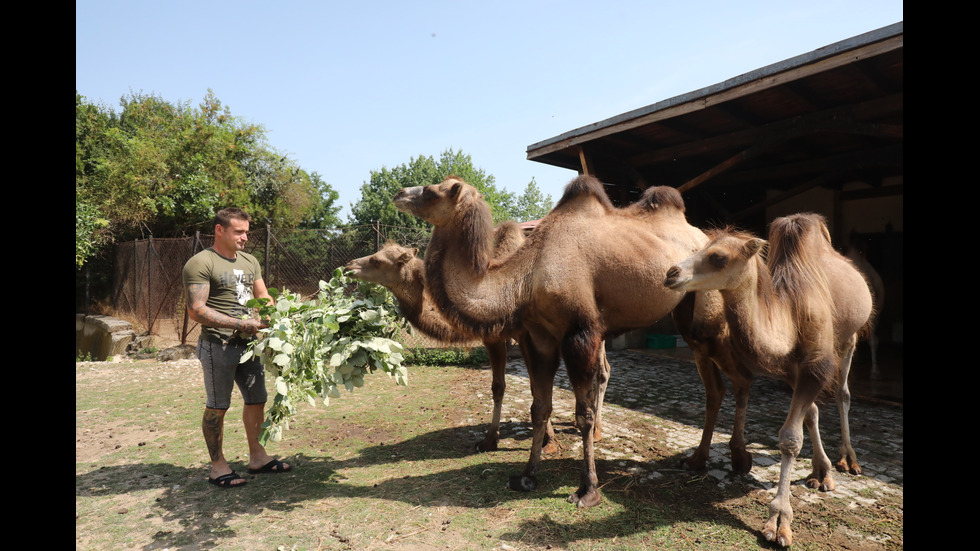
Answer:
[{"left": 197, "top": 337, "right": 268, "bottom": 410}]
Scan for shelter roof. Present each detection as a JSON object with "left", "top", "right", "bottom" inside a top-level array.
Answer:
[{"left": 526, "top": 22, "right": 903, "bottom": 229}]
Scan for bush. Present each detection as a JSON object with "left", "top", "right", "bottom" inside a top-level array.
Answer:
[{"left": 405, "top": 346, "right": 488, "bottom": 366}]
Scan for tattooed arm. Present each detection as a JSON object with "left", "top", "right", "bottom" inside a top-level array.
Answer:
[{"left": 185, "top": 282, "right": 265, "bottom": 335}]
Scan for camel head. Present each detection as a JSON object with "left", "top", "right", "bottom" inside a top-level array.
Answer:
[
  {"left": 345, "top": 242, "right": 421, "bottom": 289},
  {"left": 393, "top": 176, "right": 485, "bottom": 227},
  {"left": 393, "top": 176, "right": 497, "bottom": 276},
  {"left": 664, "top": 230, "right": 767, "bottom": 293}
]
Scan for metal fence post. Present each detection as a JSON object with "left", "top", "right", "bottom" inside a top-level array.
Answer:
[
  {"left": 265, "top": 223, "right": 272, "bottom": 287},
  {"left": 147, "top": 234, "right": 156, "bottom": 334}
]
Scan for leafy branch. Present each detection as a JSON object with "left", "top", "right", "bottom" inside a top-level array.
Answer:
[{"left": 241, "top": 268, "right": 409, "bottom": 445}]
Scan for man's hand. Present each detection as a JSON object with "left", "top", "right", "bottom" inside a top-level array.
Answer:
[{"left": 238, "top": 318, "right": 268, "bottom": 335}]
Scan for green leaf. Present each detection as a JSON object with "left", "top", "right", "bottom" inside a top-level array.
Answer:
[{"left": 241, "top": 272, "right": 409, "bottom": 444}]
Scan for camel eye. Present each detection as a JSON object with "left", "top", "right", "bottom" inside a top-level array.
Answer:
[
  {"left": 369, "top": 258, "right": 379, "bottom": 266},
  {"left": 708, "top": 252, "right": 728, "bottom": 268}
]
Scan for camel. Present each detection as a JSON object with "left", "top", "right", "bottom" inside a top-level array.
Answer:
[
  {"left": 393, "top": 174, "right": 709, "bottom": 508},
  {"left": 845, "top": 234, "right": 885, "bottom": 376},
  {"left": 344, "top": 231, "right": 611, "bottom": 453},
  {"left": 664, "top": 213, "right": 873, "bottom": 547},
  {"left": 671, "top": 291, "right": 757, "bottom": 474}
]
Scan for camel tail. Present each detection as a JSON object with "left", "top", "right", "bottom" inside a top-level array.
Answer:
[{"left": 554, "top": 175, "right": 615, "bottom": 211}]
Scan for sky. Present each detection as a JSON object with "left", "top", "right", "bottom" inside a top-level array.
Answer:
[{"left": 76, "top": 1, "right": 903, "bottom": 221}]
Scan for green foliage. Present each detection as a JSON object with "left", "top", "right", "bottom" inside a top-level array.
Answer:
[
  {"left": 511, "top": 177, "right": 553, "bottom": 222},
  {"left": 74, "top": 89, "right": 338, "bottom": 267},
  {"left": 241, "top": 269, "right": 410, "bottom": 445},
  {"left": 348, "top": 148, "right": 554, "bottom": 227},
  {"left": 299, "top": 172, "right": 343, "bottom": 228},
  {"left": 404, "top": 346, "right": 488, "bottom": 366},
  {"left": 348, "top": 148, "right": 514, "bottom": 227}
]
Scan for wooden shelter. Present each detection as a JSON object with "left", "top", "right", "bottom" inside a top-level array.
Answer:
[{"left": 526, "top": 22, "right": 903, "bottom": 359}]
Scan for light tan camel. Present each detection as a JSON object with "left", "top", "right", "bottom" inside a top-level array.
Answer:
[
  {"left": 344, "top": 234, "right": 610, "bottom": 453},
  {"left": 664, "top": 213, "right": 873, "bottom": 547},
  {"left": 394, "top": 175, "right": 708, "bottom": 507}
]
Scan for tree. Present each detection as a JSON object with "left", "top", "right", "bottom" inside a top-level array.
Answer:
[
  {"left": 74, "top": 89, "right": 337, "bottom": 266},
  {"left": 299, "top": 172, "right": 343, "bottom": 228},
  {"left": 76, "top": 92, "right": 115, "bottom": 267},
  {"left": 511, "top": 177, "right": 553, "bottom": 222},
  {"left": 348, "top": 148, "right": 516, "bottom": 227}
]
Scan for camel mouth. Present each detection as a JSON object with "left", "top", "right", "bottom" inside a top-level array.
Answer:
[
  {"left": 663, "top": 267, "right": 687, "bottom": 290},
  {"left": 392, "top": 188, "right": 416, "bottom": 212},
  {"left": 343, "top": 263, "right": 363, "bottom": 277}
]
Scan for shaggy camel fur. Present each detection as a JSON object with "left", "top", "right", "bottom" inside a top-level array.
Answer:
[
  {"left": 345, "top": 234, "right": 610, "bottom": 453},
  {"left": 394, "top": 175, "right": 707, "bottom": 508},
  {"left": 664, "top": 213, "right": 873, "bottom": 547}
]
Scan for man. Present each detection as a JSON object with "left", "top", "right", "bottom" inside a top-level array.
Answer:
[{"left": 182, "top": 207, "right": 292, "bottom": 488}]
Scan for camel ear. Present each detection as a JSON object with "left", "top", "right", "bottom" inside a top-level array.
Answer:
[
  {"left": 448, "top": 181, "right": 462, "bottom": 197},
  {"left": 397, "top": 251, "right": 414, "bottom": 264},
  {"left": 744, "top": 238, "right": 766, "bottom": 257}
]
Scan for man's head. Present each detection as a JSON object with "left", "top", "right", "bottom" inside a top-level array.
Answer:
[{"left": 212, "top": 208, "right": 252, "bottom": 255}]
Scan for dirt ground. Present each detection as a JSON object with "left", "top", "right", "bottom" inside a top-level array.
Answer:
[{"left": 76, "top": 349, "right": 903, "bottom": 550}]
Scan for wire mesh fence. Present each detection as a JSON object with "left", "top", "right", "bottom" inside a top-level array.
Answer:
[{"left": 110, "top": 223, "right": 470, "bottom": 349}]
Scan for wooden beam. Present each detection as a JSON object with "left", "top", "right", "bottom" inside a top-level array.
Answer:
[{"left": 578, "top": 146, "right": 593, "bottom": 176}]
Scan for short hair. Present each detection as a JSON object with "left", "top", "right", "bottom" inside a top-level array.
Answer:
[{"left": 213, "top": 207, "right": 252, "bottom": 231}]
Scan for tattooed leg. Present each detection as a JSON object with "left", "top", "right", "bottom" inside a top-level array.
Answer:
[{"left": 203, "top": 408, "right": 241, "bottom": 483}]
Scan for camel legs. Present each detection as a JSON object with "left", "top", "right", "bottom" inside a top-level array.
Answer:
[
  {"left": 684, "top": 350, "right": 726, "bottom": 471},
  {"left": 685, "top": 349, "right": 754, "bottom": 474},
  {"left": 764, "top": 368, "right": 831, "bottom": 548},
  {"left": 573, "top": 342, "right": 609, "bottom": 441},
  {"left": 868, "top": 327, "right": 880, "bottom": 377},
  {"left": 835, "top": 337, "right": 862, "bottom": 475},
  {"left": 476, "top": 339, "right": 508, "bottom": 452},
  {"left": 803, "top": 402, "right": 836, "bottom": 492},
  {"left": 509, "top": 331, "right": 561, "bottom": 492},
  {"left": 728, "top": 370, "right": 754, "bottom": 474},
  {"left": 562, "top": 325, "right": 607, "bottom": 508},
  {"left": 476, "top": 339, "right": 557, "bottom": 454},
  {"left": 592, "top": 343, "right": 610, "bottom": 442}
]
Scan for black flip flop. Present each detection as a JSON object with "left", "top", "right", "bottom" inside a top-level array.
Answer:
[
  {"left": 208, "top": 471, "right": 247, "bottom": 488},
  {"left": 248, "top": 458, "right": 292, "bottom": 474}
]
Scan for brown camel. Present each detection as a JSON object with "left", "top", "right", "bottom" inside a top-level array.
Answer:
[
  {"left": 671, "top": 291, "right": 757, "bottom": 474},
  {"left": 344, "top": 234, "right": 610, "bottom": 453},
  {"left": 664, "top": 213, "right": 873, "bottom": 547},
  {"left": 394, "top": 175, "right": 707, "bottom": 507}
]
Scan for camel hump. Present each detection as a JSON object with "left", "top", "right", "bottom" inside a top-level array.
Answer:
[
  {"left": 493, "top": 220, "right": 526, "bottom": 258},
  {"left": 767, "top": 212, "right": 840, "bottom": 320},
  {"left": 554, "top": 175, "right": 615, "bottom": 211},
  {"left": 636, "top": 186, "right": 686, "bottom": 213}
]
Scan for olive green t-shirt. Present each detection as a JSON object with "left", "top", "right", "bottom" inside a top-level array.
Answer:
[{"left": 182, "top": 248, "right": 263, "bottom": 342}]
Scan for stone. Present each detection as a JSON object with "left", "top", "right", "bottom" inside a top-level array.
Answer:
[{"left": 157, "top": 345, "right": 198, "bottom": 361}]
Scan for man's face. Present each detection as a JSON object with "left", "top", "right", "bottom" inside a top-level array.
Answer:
[{"left": 216, "top": 218, "right": 250, "bottom": 252}]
